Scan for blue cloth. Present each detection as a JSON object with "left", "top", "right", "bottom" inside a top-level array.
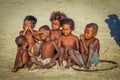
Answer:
[{"left": 79, "top": 50, "right": 99, "bottom": 65}]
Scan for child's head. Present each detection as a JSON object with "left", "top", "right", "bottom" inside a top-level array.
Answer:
[
  {"left": 61, "top": 18, "right": 74, "bottom": 36},
  {"left": 50, "top": 11, "right": 67, "bottom": 30},
  {"left": 38, "top": 25, "right": 50, "bottom": 40},
  {"left": 23, "top": 15, "right": 37, "bottom": 30},
  {"left": 15, "top": 35, "right": 29, "bottom": 48},
  {"left": 84, "top": 23, "right": 98, "bottom": 39}
]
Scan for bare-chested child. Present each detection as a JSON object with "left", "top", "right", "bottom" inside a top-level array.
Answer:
[
  {"left": 30, "top": 25, "right": 60, "bottom": 69},
  {"left": 66, "top": 23, "right": 100, "bottom": 69},
  {"left": 79, "top": 23, "right": 100, "bottom": 69},
  {"left": 58, "top": 18, "right": 82, "bottom": 68},
  {"left": 19, "top": 15, "right": 40, "bottom": 56},
  {"left": 12, "top": 35, "right": 29, "bottom": 72},
  {"left": 50, "top": 11, "right": 67, "bottom": 43}
]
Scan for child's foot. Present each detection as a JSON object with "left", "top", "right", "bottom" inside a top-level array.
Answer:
[
  {"left": 78, "top": 64, "right": 83, "bottom": 68},
  {"left": 28, "top": 65, "right": 35, "bottom": 71},
  {"left": 64, "top": 65, "right": 70, "bottom": 69},
  {"left": 85, "top": 64, "right": 91, "bottom": 69},
  {"left": 11, "top": 68, "right": 18, "bottom": 72}
]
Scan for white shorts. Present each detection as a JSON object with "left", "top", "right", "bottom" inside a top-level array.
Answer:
[{"left": 36, "top": 57, "right": 51, "bottom": 65}]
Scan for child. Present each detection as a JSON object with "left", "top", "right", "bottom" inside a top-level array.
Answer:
[
  {"left": 58, "top": 18, "right": 82, "bottom": 68},
  {"left": 79, "top": 23, "right": 100, "bottom": 69},
  {"left": 30, "top": 25, "right": 60, "bottom": 69},
  {"left": 50, "top": 11, "right": 67, "bottom": 43},
  {"left": 19, "top": 15, "right": 40, "bottom": 56},
  {"left": 12, "top": 35, "right": 29, "bottom": 72}
]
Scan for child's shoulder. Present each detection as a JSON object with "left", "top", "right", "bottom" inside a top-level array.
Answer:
[
  {"left": 33, "top": 30, "right": 37, "bottom": 32},
  {"left": 94, "top": 37, "right": 99, "bottom": 41},
  {"left": 92, "top": 37, "right": 99, "bottom": 43},
  {"left": 18, "top": 48, "right": 26, "bottom": 53},
  {"left": 71, "top": 34, "right": 79, "bottom": 39},
  {"left": 51, "top": 29, "right": 62, "bottom": 33}
]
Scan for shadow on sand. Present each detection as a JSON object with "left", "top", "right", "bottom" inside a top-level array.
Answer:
[{"left": 105, "top": 14, "right": 120, "bottom": 46}]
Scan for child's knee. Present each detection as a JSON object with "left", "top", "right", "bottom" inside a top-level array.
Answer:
[
  {"left": 68, "top": 49, "right": 74, "bottom": 55},
  {"left": 60, "top": 47, "right": 64, "bottom": 54},
  {"left": 89, "top": 44, "right": 95, "bottom": 50},
  {"left": 30, "top": 57, "right": 37, "bottom": 63}
]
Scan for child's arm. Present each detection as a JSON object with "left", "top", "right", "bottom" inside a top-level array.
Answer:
[
  {"left": 75, "top": 37, "right": 79, "bottom": 51},
  {"left": 53, "top": 37, "right": 63, "bottom": 59},
  {"left": 80, "top": 34, "right": 88, "bottom": 54},
  {"left": 92, "top": 39, "right": 100, "bottom": 54},
  {"left": 19, "top": 26, "right": 28, "bottom": 35},
  {"left": 52, "top": 41, "right": 60, "bottom": 59},
  {"left": 17, "top": 49, "right": 24, "bottom": 65},
  {"left": 58, "top": 37, "right": 62, "bottom": 48},
  {"left": 32, "top": 32, "right": 41, "bottom": 41},
  {"left": 79, "top": 40, "right": 87, "bottom": 64}
]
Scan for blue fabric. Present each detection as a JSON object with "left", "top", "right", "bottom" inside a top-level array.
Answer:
[{"left": 79, "top": 51, "right": 99, "bottom": 65}]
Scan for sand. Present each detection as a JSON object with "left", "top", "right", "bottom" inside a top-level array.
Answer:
[{"left": 0, "top": 0, "right": 120, "bottom": 80}]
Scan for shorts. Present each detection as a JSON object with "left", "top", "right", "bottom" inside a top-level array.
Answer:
[
  {"left": 78, "top": 50, "right": 99, "bottom": 65},
  {"left": 36, "top": 57, "right": 51, "bottom": 65}
]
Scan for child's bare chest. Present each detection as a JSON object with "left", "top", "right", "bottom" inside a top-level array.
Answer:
[
  {"left": 42, "top": 42, "right": 53, "bottom": 49},
  {"left": 61, "top": 37, "right": 76, "bottom": 47},
  {"left": 51, "top": 31, "right": 61, "bottom": 39},
  {"left": 85, "top": 39, "right": 95, "bottom": 47}
]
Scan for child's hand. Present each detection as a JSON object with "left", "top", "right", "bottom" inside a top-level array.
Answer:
[
  {"left": 80, "top": 34, "right": 85, "bottom": 41},
  {"left": 24, "top": 26, "right": 29, "bottom": 31},
  {"left": 29, "top": 26, "right": 33, "bottom": 33}
]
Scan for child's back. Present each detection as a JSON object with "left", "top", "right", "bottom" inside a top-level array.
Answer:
[{"left": 12, "top": 35, "right": 29, "bottom": 72}]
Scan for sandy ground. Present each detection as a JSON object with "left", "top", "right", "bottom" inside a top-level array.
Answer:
[{"left": 0, "top": 0, "right": 120, "bottom": 80}]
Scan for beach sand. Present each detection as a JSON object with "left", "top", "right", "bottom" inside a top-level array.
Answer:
[{"left": 0, "top": 0, "right": 120, "bottom": 80}]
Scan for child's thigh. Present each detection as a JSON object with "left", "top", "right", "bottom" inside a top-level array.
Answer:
[{"left": 22, "top": 53, "right": 29, "bottom": 64}]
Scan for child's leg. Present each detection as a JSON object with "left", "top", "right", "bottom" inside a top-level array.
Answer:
[
  {"left": 68, "top": 49, "right": 82, "bottom": 67},
  {"left": 22, "top": 52, "right": 29, "bottom": 67},
  {"left": 33, "top": 43, "right": 40, "bottom": 56},
  {"left": 12, "top": 55, "right": 20, "bottom": 72},
  {"left": 85, "top": 44, "right": 95, "bottom": 69},
  {"left": 30, "top": 57, "right": 43, "bottom": 66},
  {"left": 58, "top": 47, "right": 64, "bottom": 66},
  {"left": 12, "top": 51, "right": 24, "bottom": 72},
  {"left": 65, "top": 55, "right": 71, "bottom": 68},
  {"left": 42, "top": 58, "right": 56, "bottom": 69},
  {"left": 80, "top": 41, "right": 87, "bottom": 65}
]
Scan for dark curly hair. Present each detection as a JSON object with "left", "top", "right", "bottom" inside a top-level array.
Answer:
[
  {"left": 86, "top": 23, "right": 98, "bottom": 33},
  {"left": 39, "top": 25, "right": 50, "bottom": 31},
  {"left": 24, "top": 15, "right": 37, "bottom": 28},
  {"left": 61, "top": 18, "right": 75, "bottom": 30},
  {"left": 50, "top": 11, "right": 67, "bottom": 23},
  {"left": 15, "top": 35, "right": 27, "bottom": 47}
]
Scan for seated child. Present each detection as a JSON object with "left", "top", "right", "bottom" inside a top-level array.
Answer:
[
  {"left": 50, "top": 11, "right": 67, "bottom": 43},
  {"left": 30, "top": 25, "right": 60, "bottom": 69},
  {"left": 12, "top": 35, "right": 29, "bottom": 72},
  {"left": 19, "top": 15, "right": 40, "bottom": 56},
  {"left": 66, "top": 23, "right": 100, "bottom": 69},
  {"left": 79, "top": 23, "right": 100, "bottom": 69},
  {"left": 58, "top": 18, "right": 82, "bottom": 68}
]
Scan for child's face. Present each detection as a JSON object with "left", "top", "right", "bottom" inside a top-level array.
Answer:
[
  {"left": 39, "top": 29, "right": 48, "bottom": 40},
  {"left": 84, "top": 27, "right": 96, "bottom": 40},
  {"left": 51, "top": 20, "right": 60, "bottom": 30},
  {"left": 62, "top": 24, "right": 72, "bottom": 36},
  {"left": 23, "top": 20, "right": 33, "bottom": 30}
]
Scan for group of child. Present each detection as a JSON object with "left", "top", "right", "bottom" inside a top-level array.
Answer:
[{"left": 11, "top": 11, "right": 100, "bottom": 72}]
